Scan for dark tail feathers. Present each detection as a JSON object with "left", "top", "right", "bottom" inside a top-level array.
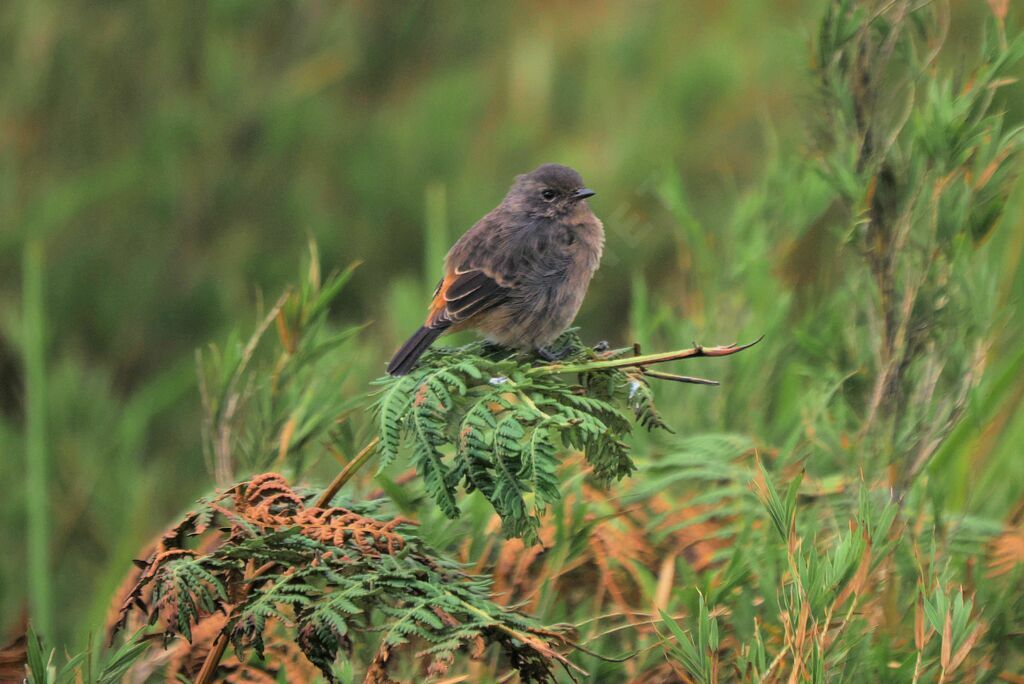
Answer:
[{"left": 387, "top": 326, "right": 443, "bottom": 376}]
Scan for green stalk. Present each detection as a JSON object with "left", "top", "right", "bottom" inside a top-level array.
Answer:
[
  {"left": 315, "top": 436, "right": 381, "bottom": 508},
  {"left": 23, "top": 238, "right": 52, "bottom": 638},
  {"left": 526, "top": 337, "right": 763, "bottom": 376}
]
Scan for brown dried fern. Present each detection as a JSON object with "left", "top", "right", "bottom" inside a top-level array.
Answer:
[{"left": 109, "top": 472, "right": 580, "bottom": 683}]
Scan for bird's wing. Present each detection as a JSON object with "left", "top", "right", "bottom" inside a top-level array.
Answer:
[{"left": 425, "top": 267, "right": 511, "bottom": 329}]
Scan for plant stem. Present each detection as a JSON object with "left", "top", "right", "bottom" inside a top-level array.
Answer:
[
  {"left": 23, "top": 238, "right": 52, "bottom": 638},
  {"left": 527, "top": 337, "right": 763, "bottom": 376},
  {"left": 315, "top": 436, "right": 381, "bottom": 508},
  {"left": 195, "top": 632, "right": 229, "bottom": 684}
]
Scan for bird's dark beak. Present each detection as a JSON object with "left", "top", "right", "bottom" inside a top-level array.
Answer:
[{"left": 573, "top": 188, "right": 596, "bottom": 201}]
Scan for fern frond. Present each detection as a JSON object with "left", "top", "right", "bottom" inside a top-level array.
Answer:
[
  {"left": 111, "top": 473, "right": 574, "bottom": 683},
  {"left": 372, "top": 375, "right": 416, "bottom": 470},
  {"left": 150, "top": 556, "right": 227, "bottom": 642},
  {"left": 372, "top": 332, "right": 699, "bottom": 540}
]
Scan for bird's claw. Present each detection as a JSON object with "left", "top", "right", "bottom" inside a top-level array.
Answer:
[
  {"left": 537, "top": 345, "right": 572, "bottom": 362},
  {"left": 480, "top": 341, "right": 505, "bottom": 356}
]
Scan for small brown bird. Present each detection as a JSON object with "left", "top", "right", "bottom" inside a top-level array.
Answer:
[{"left": 387, "top": 163, "right": 604, "bottom": 376}]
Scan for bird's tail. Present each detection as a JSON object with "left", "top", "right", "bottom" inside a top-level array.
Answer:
[{"left": 387, "top": 326, "right": 443, "bottom": 376}]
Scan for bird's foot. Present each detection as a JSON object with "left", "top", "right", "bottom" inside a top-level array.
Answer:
[
  {"left": 536, "top": 345, "right": 573, "bottom": 362},
  {"left": 480, "top": 341, "right": 507, "bottom": 356}
]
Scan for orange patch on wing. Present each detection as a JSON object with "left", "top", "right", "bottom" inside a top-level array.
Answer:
[{"left": 425, "top": 272, "right": 456, "bottom": 325}]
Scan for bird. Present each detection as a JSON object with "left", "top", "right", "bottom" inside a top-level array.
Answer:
[{"left": 387, "top": 163, "right": 604, "bottom": 376}]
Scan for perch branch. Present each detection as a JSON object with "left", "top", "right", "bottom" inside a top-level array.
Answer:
[{"left": 528, "top": 336, "right": 764, "bottom": 376}]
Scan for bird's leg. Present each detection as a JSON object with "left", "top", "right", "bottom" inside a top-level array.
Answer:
[
  {"left": 536, "top": 345, "right": 573, "bottom": 362},
  {"left": 480, "top": 341, "right": 506, "bottom": 356}
]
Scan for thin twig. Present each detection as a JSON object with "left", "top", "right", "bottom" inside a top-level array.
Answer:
[
  {"left": 315, "top": 436, "right": 381, "bottom": 508},
  {"left": 528, "top": 336, "right": 764, "bottom": 376},
  {"left": 644, "top": 370, "right": 720, "bottom": 386},
  {"left": 559, "top": 637, "right": 635, "bottom": 662},
  {"left": 213, "top": 289, "right": 292, "bottom": 486}
]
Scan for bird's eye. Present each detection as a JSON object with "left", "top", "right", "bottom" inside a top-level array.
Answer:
[{"left": 541, "top": 189, "right": 557, "bottom": 201}]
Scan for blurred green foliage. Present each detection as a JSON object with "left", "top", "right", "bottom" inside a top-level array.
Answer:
[
  {"left": 3, "top": 0, "right": 1024, "bottom": 679},
  {"left": 0, "top": 0, "right": 819, "bottom": 638}
]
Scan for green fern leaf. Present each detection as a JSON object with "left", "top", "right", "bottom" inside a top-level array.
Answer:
[{"left": 374, "top": 375, "right": 415, "bottom": 470}]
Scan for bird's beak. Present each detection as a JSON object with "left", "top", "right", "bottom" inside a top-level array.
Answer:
[{"left": 573, "top": 188, "right": 596, "bottom": 201}]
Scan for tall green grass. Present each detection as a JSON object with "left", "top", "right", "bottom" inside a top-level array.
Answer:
[{"left": 22, "top": 239, "right": 51, "bottom": 639}]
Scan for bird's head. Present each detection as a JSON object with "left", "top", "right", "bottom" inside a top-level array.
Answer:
[{"left": 506, "top": 163, "right": 596, "bottom": 219}]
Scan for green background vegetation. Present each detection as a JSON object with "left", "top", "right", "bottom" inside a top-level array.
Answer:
[{"left": 3, "top": 1, "right": 1024, "bottom": 680}]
